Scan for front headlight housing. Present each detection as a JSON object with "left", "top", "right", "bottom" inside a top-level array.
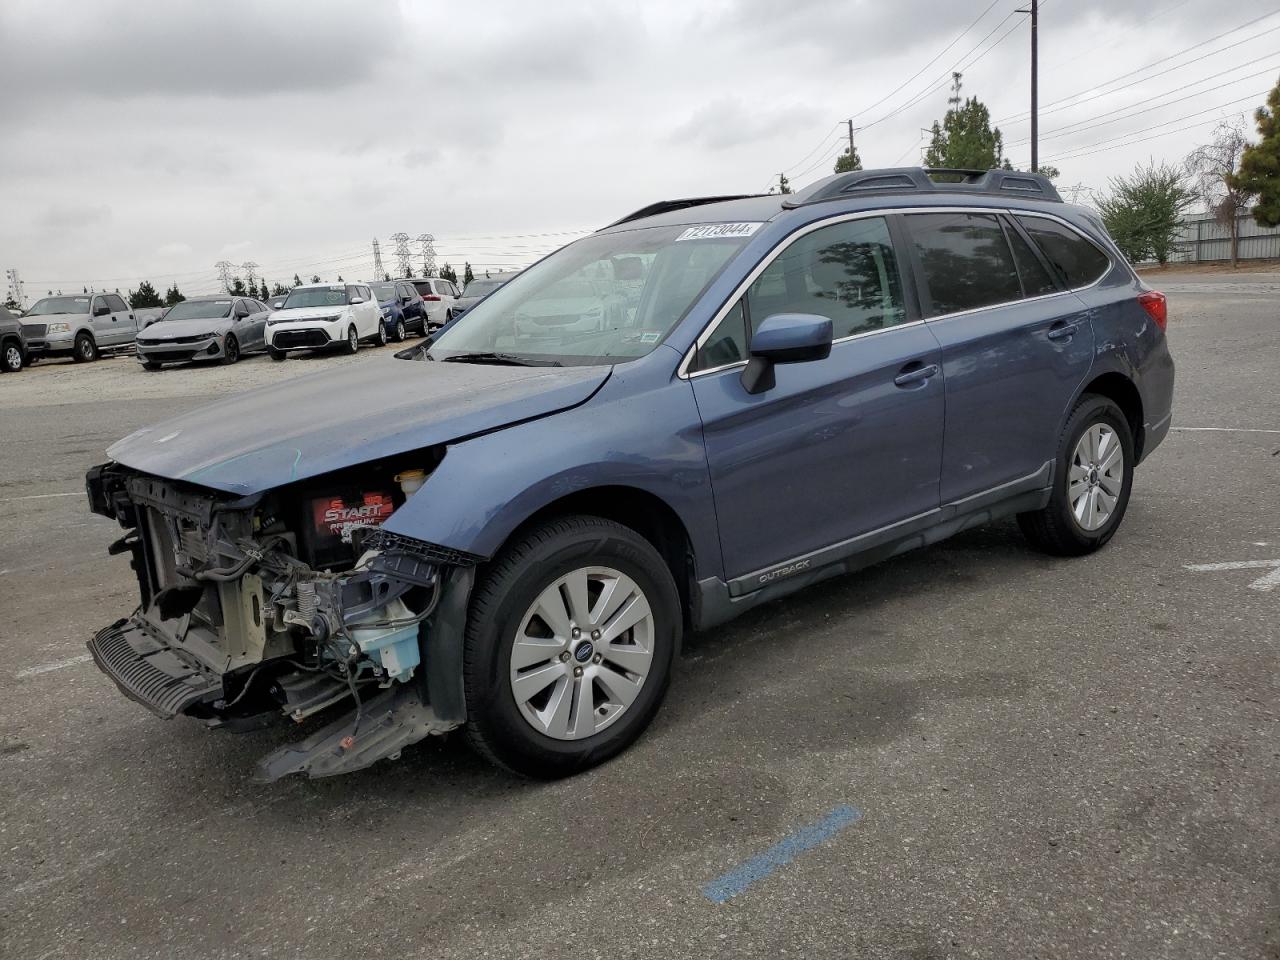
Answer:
[{"left": 47, "top": 322, "right": 72, "bottom": 334}]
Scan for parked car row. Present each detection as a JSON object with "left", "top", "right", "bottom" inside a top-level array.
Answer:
[{"left": 1, "top": 274, "right": 517, "bottom": 373}]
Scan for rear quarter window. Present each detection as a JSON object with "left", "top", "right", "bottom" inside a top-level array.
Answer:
[{"left": 1015, "top": 215, "right": 1112, "bottom": 288}]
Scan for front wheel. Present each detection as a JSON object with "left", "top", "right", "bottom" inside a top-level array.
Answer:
[
  {"left": 464, "top": 516, "right": 680, "bottom": 778},
  {"left": 268, "top": 347, "right": 287, "bottom": 362},
  {"left": 344, "top": 325, "right": 359, "bottom": 355},
  {"left": 221, "top": 334, "right": 240, "bottom": 365},
  {"left": 394, "top": 319, "right": 407, "bottom": 342},
  {"left": 1, "top": 342, "right": 22, "bottom": 372},
  {"left": 374, "top": 321, "right": 388, "bottom": 347},
  {"left": 1018, "top": 394, "right": 1134, "bottom": 556},
  {"left": 73, "top": 333, "right": 98, "bottom": 363}
]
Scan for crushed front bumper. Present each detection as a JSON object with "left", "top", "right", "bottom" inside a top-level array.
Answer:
[{"left": 88, "top": 617, "right": 223, "bottom": 718}]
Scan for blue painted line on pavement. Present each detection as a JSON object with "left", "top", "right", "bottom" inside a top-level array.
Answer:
[{"left": 701, "top": 804, "right": 863, "bottom": 904}]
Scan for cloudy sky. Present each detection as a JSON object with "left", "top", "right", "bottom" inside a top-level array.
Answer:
[{"left": 1, "top": 0, "right": 1276, "bottom": 300}]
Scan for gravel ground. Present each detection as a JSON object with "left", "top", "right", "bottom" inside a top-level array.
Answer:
[{"left": 1, "top": 273, "right": 1278, "bottom": 959}]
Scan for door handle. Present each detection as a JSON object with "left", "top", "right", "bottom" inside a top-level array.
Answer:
[
  {"left": 894, "top": 361, "right": 940, "bottom": 387},
  {"left": 1047, "top": 321, "right": 1079, "bottom": 341}
]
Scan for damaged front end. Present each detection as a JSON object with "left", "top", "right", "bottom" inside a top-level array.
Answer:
[{"left": 85, "top": 458, "right": 479, "bottom": 780}]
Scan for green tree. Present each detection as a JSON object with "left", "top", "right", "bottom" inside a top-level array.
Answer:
[
  {"left": 230, "top": 276, "right": 247, "bottom": 295},
  {"left": 778, "top": 173, "right": 793, "bottom": 194},
  {"left": 925, "top": 73, "right": 1007, "bottom": 172},
  {"left": 128, "top": 281, "right": 163, "bottom": 308},
  {"left": 4, "top": 296, "right": 20, "bottom": 311},
  {"left": 293, "top": 273, "right": 303, "bottom": 287},
  {"left": 1228, "top": 81, "right": 1280, "bottom": 228},
  {"left": 309, "top": 274, "right": 321, "bottom": 284},
  {"left": 1096, "top": 161, "right": 1195, "bottom": 265},
  {"left": 439, "top": 262, "right": 458, "bottom": 284},
  {"left": 463, "top": 262, "right": 475, "bottom": 285},
  {"left": 834, "top": 145, "right": 863, "bottom": 174},
  {"left": 271, "top": 282, "right": 289, "bottom": 297},
  {"left": 164, "top": 283, "right": 186, "bottom": 305}
]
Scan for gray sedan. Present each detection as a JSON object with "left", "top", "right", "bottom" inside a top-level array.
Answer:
[{"left": 134, "top": 295, "right": 271, "bottom": 369}]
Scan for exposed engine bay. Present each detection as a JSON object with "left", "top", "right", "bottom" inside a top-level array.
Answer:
[{"left": 85, "top": 455, "right": 478, "bottom": 780}]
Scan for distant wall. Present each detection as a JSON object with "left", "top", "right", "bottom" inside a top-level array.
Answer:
[{"left": 1168, "top": 211, "right": 1280, "bottom": 263}]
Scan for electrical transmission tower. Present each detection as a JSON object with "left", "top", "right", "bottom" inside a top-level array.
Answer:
[
  {"left": 389, "top": 233, "right": 412, "bottom": 278},
  {"left": 417, "top": 234, "right": 437, "bottom": 276},
  {"left": 372, "top": 238, "right": 386, "bottom": 279},
  {"left": 4, "top": 268, "right": 25, "bottom": 309},
  {"left": 214, "top": 260, "right": 234, "bottom": 293},
  {"left": 241, "top": 261, "right": 259, "bottom": 289}
]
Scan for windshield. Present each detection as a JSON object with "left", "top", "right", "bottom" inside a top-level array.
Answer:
[
  {"left": 371, "top": 284, "right": 398, "bottom": 301},
  {"left": 282, "top": 286, "right": 349, "bottom": 309},
  {"left": 26, "top": 296, "right": 91, "bottom": 316},
  {"left": 427, "top": 224, "right": 751, "bottom": 365},
  {"left": 462, "top": 278, "right": 507, "bottom": 297},
  {"left": 161, "top": 299, "right": 233, "bottom": 321}
]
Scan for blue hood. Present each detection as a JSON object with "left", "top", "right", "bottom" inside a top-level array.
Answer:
[{"left": 107, "top": 356, "right": 610, "bottom": 494}]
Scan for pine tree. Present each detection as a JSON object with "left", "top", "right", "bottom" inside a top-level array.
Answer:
[
  {"left": 293, "top": 273, "right": 303, "bottom": 287},
  {"left": 164, "top": 284, "right": 186, "bottom": 305},
  {"left": 271, "top": 282, "right": 289, "bottom": 297},
  {"left": 439, "top": 262, "right": 458, "bottom": 284},
  {"left": 924, "top": 73, "right": 1007, "bottom": 172},
  {"left": 1229, "top": 79, "right": 1280, "bottom": 228},
  {"left": 463, "top": 262, "right": 475, "bottom": 285},
  {"left": 834, "top": 145, "right": 863, "bottom": 174},
  {"left": 230, "top": 277, "right": 247, "bottom": 295},
  {"left": 309, "top": 275, "right": 321, "bottom": 284},
  {"left": 128, "top": 281, "right": 163, "bottom": 308}
]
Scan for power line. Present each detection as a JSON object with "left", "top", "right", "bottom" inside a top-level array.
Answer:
[{"left": 997, "top": 9, "right": 1280, "bottom": 124}]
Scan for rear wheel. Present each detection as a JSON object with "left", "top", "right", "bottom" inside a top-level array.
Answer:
[
  {"left": 1, "top": 341, "right": 22, "bottom": 372},
  {"left": 374, "top": 321, "right": 388, "bottom": 347},
  {"left": 344, "top": 325, "right": 359, "bottom": 355},
  {"left": 73, "top": 333, "right": 98, "bottom": 363},
  {"left": 1018, "top": 394, "right": 1134, "bottom": 556},
  {"left": 268, "top": 347, "right": 286, "bottom": 362},
  {"left": 394, "top": 319, "right": 407, "bottom": 342},
  {"left": 221, "top": 334, "right": 240, "bottom": 365},
  {"left": 464, "top": 516, "right": 679, "bottom": 778}
]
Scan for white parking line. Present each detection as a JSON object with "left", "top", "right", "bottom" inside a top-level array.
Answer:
[
  {"left": 15, "top": 654, "right": 93, "bottom": 678},
  {"left": 1172, "top": 427, "right": 1280, "bottom": 435},
  {"left": 1184, "top": 560, "right": 1280, "bottom": 593},
  {"left": 0, "top": 491, "right": 83, "bottom": 502}
]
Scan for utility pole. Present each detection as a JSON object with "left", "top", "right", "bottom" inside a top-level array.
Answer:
[
  {"left": 389, "top": 233, "right": 412, "bottom": 278},
  {"left": 1016, "top": 0, "right": 1040, "bottom": 171},
  {"left": 417, "top": 234, "right": 437, "bottom": 276},
  {"left": 241, "top": 261, "right": 259, "bottom": 290},
  {"left": 847, "top": 119, "right": 856, "bottom": 159},
  {"left": 371, "top": 238, "right": 386, "bottom": 279}
]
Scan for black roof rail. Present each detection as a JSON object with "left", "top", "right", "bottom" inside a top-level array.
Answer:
[
  {"left": 782, "top": 167, "right": 1062, "bottom": 208},
  {"left": 603, "top": 194, "right": 768, "bottom": 229}
]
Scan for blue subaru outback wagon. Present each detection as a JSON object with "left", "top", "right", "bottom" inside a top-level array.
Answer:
[{"left": 86, "top": 168, "right": 1173, "bottom": 779}]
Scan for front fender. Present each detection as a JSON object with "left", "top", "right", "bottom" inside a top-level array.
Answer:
[{"left": 381, "top": 350, "right": 723, "bottom": 579}]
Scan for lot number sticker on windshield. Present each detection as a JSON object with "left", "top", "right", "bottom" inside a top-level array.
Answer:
[{"left": 675, "top": 222, "right": 762, "bottom": 242}]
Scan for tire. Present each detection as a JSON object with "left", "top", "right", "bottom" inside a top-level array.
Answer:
[
  {"left": 374, "top": 322, "right": 388, "bottom": 347},
  {"left": 344, "top": 325, "right": 359, "bottom": 355},
  {"left": 141, "top": 361, "right": 162, "bottom": 371},
  {"left": 221, "top": 334, "right": 240, "bottom": 365},
  {"left": 1, "top": 341, "right": 22, "bottom": 373},
  {"left": 73, "top": 333, "right": 98, "bottom": 363},
  {"left": 1018, "top": 394, "right": 1135, "bottom": 556},
  {"left": 464, "top": 515, "right": 680, "bottom": 778},
  {"left": 444, "top": 310, "right": 454, "bottom": 325},
  {"left": 394, "top": 319, "right": 407, "bottom": 342},
  {"left": 268, "top": 348, "right": 287, "bottom": 362}
]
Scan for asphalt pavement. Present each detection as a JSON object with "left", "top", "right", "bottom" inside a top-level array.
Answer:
[{"left": 2, "top": 272, "right": 1278, "bottom": 959}]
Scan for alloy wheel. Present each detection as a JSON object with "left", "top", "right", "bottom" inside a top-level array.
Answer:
[
  {"left": 508, "top": 565, "right": 654, "bottom": 741},
  {"left": 1069, "top": 423, "right": 1124, "bottom": 531},
  {"left": 3, "top": 345, "right": 20, "bottom": 371}
]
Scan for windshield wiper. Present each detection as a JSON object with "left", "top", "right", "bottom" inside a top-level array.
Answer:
[{"left": 440, "top": 351, "right": 562, "bottom": 367}]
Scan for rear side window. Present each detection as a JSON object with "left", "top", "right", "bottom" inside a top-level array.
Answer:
[
  {"left": 1005, "top": 222, "right": 1059, "bottom": 297},
  {"left": 906, "top": 212, "right": 1021, "bottom": 317},
  {"left": 1015, "top": 216, "right": 1111, "bottom": 288},
  {"left": 106, "top": 294, "right": 129, "bottom": 312},
  {"left": 412, "top": 281, "right": 433, "bottom": 297}
]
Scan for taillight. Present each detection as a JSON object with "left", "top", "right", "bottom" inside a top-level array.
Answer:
[
  {"left": 422, "top": 294, "right": 441, "bottom": 302},
  {"left": 1138, "top": 290, "right": 1167, "bottom": 331}
]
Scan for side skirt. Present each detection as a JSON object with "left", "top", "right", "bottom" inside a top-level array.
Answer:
[{"left": 693, "top": 465, "right": 1052, "bottom": 631}]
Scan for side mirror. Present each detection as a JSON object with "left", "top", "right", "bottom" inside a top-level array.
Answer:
[
  {"left": 350, "top": 297, "right": 364, "bottom": 305},
  {"left": 741, "top": 313, "right": 833, "bottom": 395},
  {"left": 235, "top": 308, "right": 250, "bottom": 319}
]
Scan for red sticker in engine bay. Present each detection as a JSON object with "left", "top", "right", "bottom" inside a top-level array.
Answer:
[{"left": 311, "top": 491, "right": 395, "bottom": 543}]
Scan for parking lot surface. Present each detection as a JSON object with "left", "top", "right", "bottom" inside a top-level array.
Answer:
[{"left": 2, "top": 273, "right": 1278, "bottom": 959}]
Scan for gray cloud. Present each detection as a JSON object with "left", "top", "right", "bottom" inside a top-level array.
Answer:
[
  {"left": 670, "top": 98, "right": 825, "bottom": 151},
  {"left": 40, "top": 202, "right": 111, "bottom": 231}
]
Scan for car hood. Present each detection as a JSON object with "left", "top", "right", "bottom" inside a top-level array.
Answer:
[
  {"left": 271, "top": 306, "right": 349, "bottom": 323},
  {"left": 106, "top": 356, "right": 611, "bottom": 494},
  {"left": 137, "top": 317, "right": 232, "bottom": 339}
]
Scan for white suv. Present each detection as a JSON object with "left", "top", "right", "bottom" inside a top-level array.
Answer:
[
  {"left": 407, "top": 277, "right": 460, "bottom": 331},
  {"left": 267, "top": 284, "right": 384, "bottom": 360}
]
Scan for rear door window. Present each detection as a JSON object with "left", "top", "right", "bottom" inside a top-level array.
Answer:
[
  {"left": 106, "top": 294, "right": 129, "bottom": 312},
  {"left": 1015, "top": 215, "right": 1112, "bottom": 288},
  {"left": 905, "top": 212, "right": 1022, "bottom": 317}
]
